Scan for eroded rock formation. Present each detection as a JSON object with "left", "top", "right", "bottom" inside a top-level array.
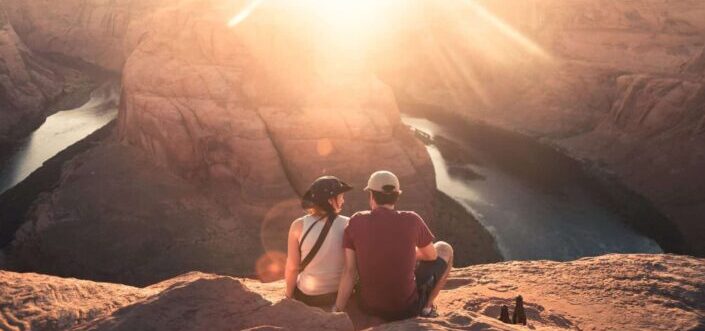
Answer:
[
  {"left": 2, "top": 254, "right": 703, "bottom": 330},
  {"left": 382, "top": 0, "right": 705, "bottom": 256},
  {"left": 0, "top": 1, "right": 62, "bottom": 145},
  {"left": 117, "top": 1, "right": 435, "bottom": 215},
  {"left": 6, "top": 139, "right": 266, "bottom": 286},
  {"left": 3, "top": 0, "right": 171, "bottom": 72}
]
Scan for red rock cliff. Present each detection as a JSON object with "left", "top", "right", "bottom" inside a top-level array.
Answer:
[{"left": 381, "top": 0, "right": 705, "bottom": 256}]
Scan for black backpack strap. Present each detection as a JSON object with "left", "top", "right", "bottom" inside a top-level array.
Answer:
[
  {"left": 299, "top": 215, "right": 336, "bottom": 272},
  {"left": 299, "top": 217, "right": 322, "bottom": 252}
]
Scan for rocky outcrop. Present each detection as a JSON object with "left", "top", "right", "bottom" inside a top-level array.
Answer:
[
  {"left": 77, "top": 273, "right": 354, "bottom": 331},
  {"left": 0, "top": 271, "right": 353, "bottom": 331},
  {"left": 3, "top": 0, "right": 171, "bottom": 72},
  {"left": 0, "top": 1, "right": 62, "bottom": 145},
  {"left": 0, "top": 270, "right": 151, "bottom": 330},
  {"left": 2, "top": 254, "right": 703, "bottom": 330},
  {"left": 440, "top": 254, "right": 705, "bottom": 331},
  {"left": 117, "top": 1, "right": 435, "bottom": 217},
  {"left": 382, "top": 0, "right": 705, "bottom": 256},
  {"left": 4, "top": 138, "right": 264, "bottom": 286}
]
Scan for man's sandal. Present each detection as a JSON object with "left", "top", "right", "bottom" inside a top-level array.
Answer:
[{"left": 420, "top": 305, "right": 438, "bottom": 318}]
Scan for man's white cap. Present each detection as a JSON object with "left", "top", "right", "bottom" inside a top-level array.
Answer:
[{"left": 364, "top": 170, "right": 402, "bottom": 193}]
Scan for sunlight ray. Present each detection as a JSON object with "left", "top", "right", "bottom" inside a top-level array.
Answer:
[
  {"left": 228, "top": 0, "right": 266, "bottom": 27},
  {"left": 460, "top": 0, "right": 551, "bottom": 60}
]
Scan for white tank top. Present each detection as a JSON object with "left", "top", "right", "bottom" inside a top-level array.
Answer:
[{"left": 297, "top": 214, "right": 349, "bottom": 296}]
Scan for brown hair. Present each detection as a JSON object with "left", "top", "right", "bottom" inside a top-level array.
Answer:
[{"left": 371, "top": 190, "right": 400, "bottom": 205}]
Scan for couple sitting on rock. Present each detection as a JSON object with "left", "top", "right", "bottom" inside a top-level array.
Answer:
[{"left": 285, "top": 171, "right": 454, "bottom": 320}]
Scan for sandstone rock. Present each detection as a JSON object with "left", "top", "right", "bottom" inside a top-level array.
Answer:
[
  {"left": 0, "top": 270, "right": 151, "bottom": 330},
  {"left": 382, "top": 0, "right": 705, "bottom": 256},
  {"left": 3, "top": 0, "right": 171, "bottom": 72},
  {"left": 0, "top": 271, "right": 352, "bottom": 331},
  {"left": 76, "top": 272, "right": 353, "bottom": 331},
  {"left": 0, "top": 1, "right": 63, "bottom": 145},
  {"left": 2, "top": 254, "right": 702, "bottom": 330},
  {"left": 5, "top": 138, "right": 265, "bottom": 286},
  {"left": 440, "top": 254, "right": 705, "bottom": 331},
  {"left": 117, "top": 1, "right": 435, "bottom": 218}
]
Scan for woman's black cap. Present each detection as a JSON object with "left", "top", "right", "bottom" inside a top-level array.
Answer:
[{"left": 301, "top": 176, "right": 353, "bottom": 209}]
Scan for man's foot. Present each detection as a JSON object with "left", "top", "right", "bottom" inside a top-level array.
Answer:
[{"left": 420, "top": 305, "right": 438, "bottom": 318}]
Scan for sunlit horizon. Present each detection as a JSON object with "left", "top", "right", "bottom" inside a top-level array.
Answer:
[{"left": 225, "top": 0, "right": 552, "bottom": 111}]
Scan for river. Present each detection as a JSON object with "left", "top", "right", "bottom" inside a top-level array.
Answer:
[
  {"left": 402, "top": 115, "right": 662, "bottom": 261},
  {"left": 0, "top": 82, "right": 119, "bottom": 194}
]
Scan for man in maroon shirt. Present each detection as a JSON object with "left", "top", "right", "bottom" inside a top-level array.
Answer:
[{"left": 333, "top": 171, "right": 454, "bottom": 320}]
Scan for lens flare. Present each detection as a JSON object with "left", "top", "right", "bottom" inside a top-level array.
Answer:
[
  {"left": 316, "top": 139, "right": 334, "bottom": 157},
  {"left": 256, "top": 251, "right": 287, "bottom": 282}
]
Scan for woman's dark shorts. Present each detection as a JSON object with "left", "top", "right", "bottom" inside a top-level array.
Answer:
[{"left": 293, "top": 287, "right": 337, "bottom": 307}]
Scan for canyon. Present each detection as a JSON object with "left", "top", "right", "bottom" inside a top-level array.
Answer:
[
  {"left": 381, "top": 0, "right": 705, "bottom": 256},
  {"left": 0, "top": 1, "right": 62, "bottom": 147},
  {"left": 1, "top": 0, "right": 497, "bottom": 286},
  {"left": 0, "top": 0, "right": 703, "bottom": 329}
]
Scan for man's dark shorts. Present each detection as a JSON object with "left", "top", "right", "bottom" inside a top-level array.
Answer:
[
  {"left": 359, "top": 257, "right": 448, "bottom": 321},
  {"left": 415, "top": 257, "right": 448, "bottom": 309}
]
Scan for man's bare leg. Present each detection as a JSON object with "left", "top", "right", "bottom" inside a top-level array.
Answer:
[{"left": 425, "top": 241, "right": 454, "bottom": 309}]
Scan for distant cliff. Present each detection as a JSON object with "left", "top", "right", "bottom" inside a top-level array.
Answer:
[
  {"left": 0, "top": 1, "right": 63, "bottom": 145},
  {"left": 380, "top": 0, "right": 705, "bottom": 257}
]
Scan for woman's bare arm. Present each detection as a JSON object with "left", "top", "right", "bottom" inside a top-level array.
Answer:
[
  {"left": 334, "top": 248, "right": 357, "bottom": 311},
  {"left": 285, "top": 218, "right": 303, "bottom": 298}
]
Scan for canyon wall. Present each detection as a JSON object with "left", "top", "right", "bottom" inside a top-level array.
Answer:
[
  {"left": 0, "top": 1, "right": 63, "bottom": 145},
  {"left": 117, "top": 1, "right": 435, "bottom": 216},
  {"left": 383, "top": 0, "right": 705, "bottom": 256},
  {"left": 3, "top": 0, "right": 171, "bottom": 72}
]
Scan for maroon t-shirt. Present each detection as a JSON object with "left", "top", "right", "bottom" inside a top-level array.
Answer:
[{"left": 343, "top": 207, "right": 435, "bottom": 316}]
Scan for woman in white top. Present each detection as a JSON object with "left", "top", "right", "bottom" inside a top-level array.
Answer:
[{"left": 285, "top": 176, "right": 352, "bottom": 307}]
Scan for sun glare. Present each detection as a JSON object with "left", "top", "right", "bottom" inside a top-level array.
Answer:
[
  {"left": 460, "top": 0, "right": 550, "bottom": 60},
  {"left": 306, "top": 0, "right": 387, "bottom": 30},
  {"left": 228, "top": 0, "right": 402, "bottom": 49}
]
